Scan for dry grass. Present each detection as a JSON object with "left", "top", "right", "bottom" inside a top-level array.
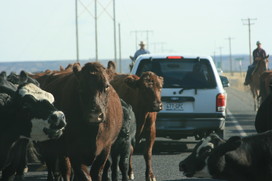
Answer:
[{"left": 222, "top": 72, "right": 250, "bottom": 92}]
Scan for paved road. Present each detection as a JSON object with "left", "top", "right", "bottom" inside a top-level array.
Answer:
[{"left": 18, "top": 87, "right": 258, "bottom": 181}]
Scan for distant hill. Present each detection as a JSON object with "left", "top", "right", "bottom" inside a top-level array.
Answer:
[
  {"left": 0, "top": 59, "right": 132, "bottom": 74},
  {"left": 0, "top": 54, "right": 271, "bottom": 74}
]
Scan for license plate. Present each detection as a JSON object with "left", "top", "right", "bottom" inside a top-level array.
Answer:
[{"left": 164, "top": 102, "right": 184, "bottom": 111}]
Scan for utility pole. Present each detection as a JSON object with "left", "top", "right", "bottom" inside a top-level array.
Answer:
[
  {"left": 130, "top": 31, "right": 139, "bottom": 50},
  {"left": 242, "top": 18, "right": 257, "bottom": 64},
  {"left": 118, "top": 23, "right": 122, "bottom": 73},
  {"left": 113, "top": 0, "right": 117, "bottom": 65},
  {"left": 75, "top": 0, "right": 79, "bottom": 62},
  {"left": 218, "top": 46, "right": 223, "bottom": 69},
  {"left": 226, "top": 37, "right": 234, "bottom": 76},
  {"left": 94, "top": 0, "right": 98, "bottom": 62},
  {"left": 143, "top": 30, "right": 153, "bottom": 50},
  {"left": 213, "top": 51, "right": 216, "bottom": 67}
]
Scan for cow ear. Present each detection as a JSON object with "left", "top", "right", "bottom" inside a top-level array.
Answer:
[
  {"left": 73, "top": 63, "right": 81, "bottom": 72},
  {"left": 106, "top": 61, "right": 116, "bottom": 81},
  {"left": 19, "top": 71, "right": 28, "bottom": 83},
  {"left": 73, "top": 65, "right": 81, "bottom": 77},
  {"left": 107, "top": 61, "right": 116, "bottom": 72},
  {"left": 59, "top": 65, "right": 65, "bottom": 71},
  {"left": 125, "top": 76, "right": 139, "bottom": 88},
  {"left": 0, "top": 71, "right": 7, "bottom": 80}
]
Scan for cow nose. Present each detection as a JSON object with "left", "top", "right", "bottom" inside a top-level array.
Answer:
[
  {"left": 153, "top": 101, "right": 163, "bottom": 111},
  {"left": 49, "top": 111, "right": 66, "bottom": 128},
  {"left": 97, "top": 113, "right": 104, "bottom": 122},
  {"left": 158, "top": 102, "right": 163, "bottom": 110}
]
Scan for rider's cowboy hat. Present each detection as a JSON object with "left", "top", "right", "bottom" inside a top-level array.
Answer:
[
  {"left": 139, "top": 41, "right": 146, "bottom": 46},
  {"left": 256, "top": 41, "right": 261, "bottom": 45}
]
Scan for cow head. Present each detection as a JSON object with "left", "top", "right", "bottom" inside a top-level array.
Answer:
[
  {"left": 0, "top": 71, "right": 17, "bottom": 96},
  {"left": 179, "top": 133, "right": 224, "bottom": 178},
  {"left": 74, "top": 62, "right": 113, "bottom": 124},
  {"left": 125, "top": 71, "right": 163, "bottom": 112},
  {"left": 7, "top": 71, "right": 40, "bottom": 87},
  {"left": 17, "top": 83, "right": 66, "bottom": 142}
]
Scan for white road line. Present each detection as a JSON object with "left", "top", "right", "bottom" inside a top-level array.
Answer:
[{"left": 227, "top": 110, "right": 248, "bottom": 137}]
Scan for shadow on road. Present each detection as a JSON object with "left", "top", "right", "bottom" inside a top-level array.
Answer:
[{"left": 134, "top": 139, "right": 196, "bottom": 155}]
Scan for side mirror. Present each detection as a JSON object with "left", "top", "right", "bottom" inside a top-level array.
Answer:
[{"left": 220, "top": 75, "right": 230, "bottom": 87}]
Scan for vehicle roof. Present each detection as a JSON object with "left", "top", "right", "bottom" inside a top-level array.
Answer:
[{"left": 136, "top": 54, "right": 213, "bottom": 60}]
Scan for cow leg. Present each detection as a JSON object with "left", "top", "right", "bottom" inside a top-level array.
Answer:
[
  {"left": 1, "top": 165, "right": 16, "bottom": 181},
  {"left": 2, "top": 138, "right": 30, "bottom": 181},
  {"left": 71, "top": 160, "right": 91, "bottom": 181},
  {"left": 128, "top": 145, "right": 135, "bottom": 180},
  {"left": 102, "top": 159, "right": 111, "bottom": 181},
  {"left": 90, "top": 146, "right": 111, "bottom": 181},
  {"left": 60, "top": 157, "right": 72, "bottom": 181},
  {"left": 111, "top": 151, "right": 119, "bottom": 181},
  {"left": 143, "top": 122, "right": 156, "bottom": 181},
  {"left": 119, "top": 145, "right": 130, "bottom": 181}
]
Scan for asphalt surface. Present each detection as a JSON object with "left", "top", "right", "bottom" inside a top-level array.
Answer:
[{"left": 3, "top": 86, "right": 258, "bottom": 181}]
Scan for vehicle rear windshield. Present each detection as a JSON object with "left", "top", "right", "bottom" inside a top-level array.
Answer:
[{"left": 136, "top": 58, "right": 217, "bottom": 89}]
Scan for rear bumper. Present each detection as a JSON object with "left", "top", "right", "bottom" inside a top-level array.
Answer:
[{"left": 156, "top": 113, "right": 225, "bottom": 138}]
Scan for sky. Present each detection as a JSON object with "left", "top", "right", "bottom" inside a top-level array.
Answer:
[{"left": 0, "top": 0, "right": 272, "bottom": 62}]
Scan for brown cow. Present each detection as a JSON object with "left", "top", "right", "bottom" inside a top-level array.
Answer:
[
  {"left": 110, "top": 71, "right": 163, "bottom": 181},
  {"left": 259, "top": 71, "right": 272, "bottom": 103},
  {"left": 29, "top": 62, "right": 81, "bottom": 88},
  {"left": 36, "top": 62, "right": 123, "bottom": 181}
]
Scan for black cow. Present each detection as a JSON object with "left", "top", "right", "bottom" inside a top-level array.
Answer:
[
  {"left": 7, "top": 71, "right": 40, "bottom": 87},
  {"left": 255, "top": 86, "right": 272, "bottom": 133},
  {"left": 0, "top": 83, "right": 66, "bottom": 180},
  {"left": 103, "top": 99, "right": 136, "bottom": 181},
  {"left": 179, "top": 131, "right": 272, "bottom": 181}
]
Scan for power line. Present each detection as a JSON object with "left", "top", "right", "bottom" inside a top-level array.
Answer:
[
  {"left": 226, "top": 37, "right": 234, "bottom": 76},
  {"left": 151, "top": 42, "right": 166, "bottom": 53},
  {"left": 118, "top": 23, "right": 122, "bottom": 73},
  {"left": 242, "top": 18, "right": 257, "bottom": 64},
  {"left": 130, "top": 30, "right": 153, "bottom": 50},
  {"left": 113, "top": 0, "right": 117, "bottom": 64},
  {"left": 75, "top": 0, "right": 79, "bottom": 62}
]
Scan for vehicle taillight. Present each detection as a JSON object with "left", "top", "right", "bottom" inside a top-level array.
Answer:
[
  {"left": 166, "top": 56, "right": 183, "bottom": 59},
  {"left": 216, "top": 93, "right": 226, "bottom": 112}
]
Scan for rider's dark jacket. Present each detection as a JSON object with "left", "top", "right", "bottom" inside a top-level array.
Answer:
[{"left": 253, "top": 48, "right": 266, "bottom": 65}]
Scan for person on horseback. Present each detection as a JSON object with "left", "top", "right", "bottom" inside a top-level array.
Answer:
[
  {"left": 244, "top": 41, "right": 267, "bottom": 85},
  {"left": 130, "top": 41, "right": 150, "bottom": 61},
  {"left": 129, "top": 41, "right": 150, "bottom": 71}
]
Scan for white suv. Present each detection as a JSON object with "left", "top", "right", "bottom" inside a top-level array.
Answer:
[{"left": 130, "top": 54, "right": 228, "bottom": 139}]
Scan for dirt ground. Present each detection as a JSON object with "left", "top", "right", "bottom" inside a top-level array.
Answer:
[{"left": 222, "top": 72, "right": 251, "bottom": 92}]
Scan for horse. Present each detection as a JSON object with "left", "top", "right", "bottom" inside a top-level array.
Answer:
[{"left": 249, "top": 55, "right": 269, "bottom": 111}]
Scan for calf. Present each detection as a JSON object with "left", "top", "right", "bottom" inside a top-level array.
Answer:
[
  {"left": 103, "top": 99, "right": 136, "bottom": 181},
  {"left": 179, "top": 131, "right": 272, "bottom": 181}
]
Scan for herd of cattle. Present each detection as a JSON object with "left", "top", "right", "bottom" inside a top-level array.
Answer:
[
  {"left": 0, "top": 61, "right": 163, "bottom": 181},
  {"left": 0, "top": 61, "right": 272, "bottom": 181}
]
